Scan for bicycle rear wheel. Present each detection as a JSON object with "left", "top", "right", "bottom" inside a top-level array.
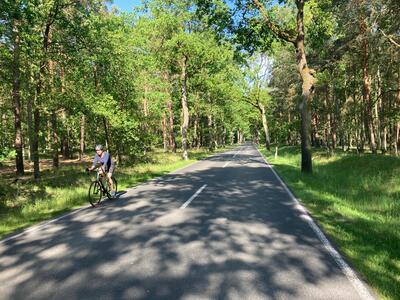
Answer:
[
  {"left": 88, "top": 181, "right": 102, "bottom": 207},
  {"left": 113, "top": 177, "right": 118, "bottom": 193}
]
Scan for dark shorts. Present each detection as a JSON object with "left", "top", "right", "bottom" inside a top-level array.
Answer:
[{"left": 108, "top": 161, "right": 115, "bottom": 174}]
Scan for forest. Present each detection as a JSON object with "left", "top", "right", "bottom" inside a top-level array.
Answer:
[
  {"left": 1, "top": 0, "right": 399, "bottom": 176},
  {"left": 1, "top": 0, "right": 399, "bottom": 299}
]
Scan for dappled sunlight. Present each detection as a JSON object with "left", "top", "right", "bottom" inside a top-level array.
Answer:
[
  {"left": 0, "top": 146, "right": 366, "bottom": 299},
  {"left": 262, "top": 146, "right": 399, "bottom": 299}
]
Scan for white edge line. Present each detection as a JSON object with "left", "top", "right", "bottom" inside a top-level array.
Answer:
[
  {"left": 0, "top": 206, "right": 88, "bottom": 245},
  {"left": 255, "top": 147, "right": 376, "bottom": 300},
  {"left": 180, "top": 184, "right": 207, "bottom": 209}
]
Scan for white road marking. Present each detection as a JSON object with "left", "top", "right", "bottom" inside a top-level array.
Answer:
[
  {"left": 255, "top": 147, "right": 376, "bottom": 300},
  {"left": 233, "top": 148, "right": 241, "bottom": 158},
  {"left": 223, "top": 148, "right": 242, "bottom": 168},
  {"left": 0, "top": 147, "right": 240, "bottom": 245},
  {"left": 0, "top": 206, "right": 88, "bottom": 245},
  {"left": 222, "top": 161, "right": 231, "bottom": 168},
  {"left": 180, "top": 184, "right": 207, "bottom": 209}
]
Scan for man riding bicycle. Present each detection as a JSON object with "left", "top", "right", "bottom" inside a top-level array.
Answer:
[{"left": 86, "top": 144, "right": 116, "bottom": 197}]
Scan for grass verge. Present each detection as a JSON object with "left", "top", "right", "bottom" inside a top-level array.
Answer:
[
  {"left": 259, "top": 146, "right": 400, "bottom": 300},
  {"left": 0, "top": 147, "right": 231, "bottom": 239}
]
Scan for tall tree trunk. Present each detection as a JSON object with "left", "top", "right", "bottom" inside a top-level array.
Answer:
[
  {"left": 359, "top": 2, "right": 377, "bottom": 153},
  {"left": 103, "top": 117, "right": 110, "bottom": 150},
  {"left": 163, "top": 112, "right": 168, "bottom": 151},
  {"left": 395, "top": 80, "right": 400, "bottom": 155},
  {"left": 48, "top": 51, "right": 60, "bottom": 168},
  {"left": 32, "top": 17, "right": 53, "bottom": 178},
  {"left": 193, "top": 114, "right": 199, "bottom": 149},
  {"left": 395, "top": 123, "right": 400, "bottom": 156},
  {"left": 32, "top": 87, "right": 40, "bottom": 178},
  {"left": 258, "top": 102, "right": 271, "bottom": 150},
  {"left": 12, "top": 21, "right": 24, "bottom": 176},
  {"left": 51, "top": 112, "right": 59, "bottom": 168},
  {"left": 208, "top": 114, "right": 214, "bottom": 150},
  {"left": 143, "top": 84, "right": 149, "bottom": 117},
  {"left": 167, "top": 100, "right": 176, "bottom": 152},
  {"left": 295, "top": 0, "right": 314, "bottom": 172},
  {"left": 252, "top": 0, "right": 313, "bottom": 171},
  {"left": 377, "top": 69, "right": 387, "bottom": 153},
  {"left": 223, "top": 127, "right": 227, "bottom": 146},
  {"left": 80, "top": 114, "right": 85, "bottom": 160},
  {"left": 180, "top": 55, "right": 189, "bottom": 160},
  {"left": 27, "top": 75, "right": 35, "bottom": 161},
  {"left": 324, "top": 86, "right": 332, "bottom": 154},
  {"left": 60, "top": 110, "right": 70, "bottom": 159},
  {"left": 287, "top": 111, "right": 292, "bottom": 145}
]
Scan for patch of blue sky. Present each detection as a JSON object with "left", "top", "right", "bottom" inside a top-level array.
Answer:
[
  {"left": 106, "top": 0, "right": 143, "bottom": 13},
  {"left": 106, "top": 0, "right": 281, "bottom": 13}
]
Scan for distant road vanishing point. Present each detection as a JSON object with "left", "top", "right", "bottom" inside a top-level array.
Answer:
[{"left": 0, "top": 144, "right": 377, "bottom": 300}]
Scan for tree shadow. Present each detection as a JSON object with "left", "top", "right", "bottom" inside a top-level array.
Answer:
[
  {"left": 0, "top": 150, "right": 368, "bottom": 299},
  {"left": 268, "top": 149, "right": 399, "bottom": 299}
]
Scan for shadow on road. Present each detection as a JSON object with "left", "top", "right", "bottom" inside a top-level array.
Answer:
[{"left": 0, "top": 150, "right": 358, "bottom": 300}]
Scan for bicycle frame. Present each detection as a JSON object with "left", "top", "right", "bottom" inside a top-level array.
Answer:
[
  {"left": 94, "top": 168, "right": 110, "bottom": 191},
  {"left": 88, "top": 167, "right": 117, "bottom": 207}
]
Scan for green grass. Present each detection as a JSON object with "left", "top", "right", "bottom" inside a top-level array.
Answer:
[
  {"left": 0, "top": 148, "right": 228, "bottom": 239},
  {"left": 259, "top": 146, "right": 400, "bottom": 300}
]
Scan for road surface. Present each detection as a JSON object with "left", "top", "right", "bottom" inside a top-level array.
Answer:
[{"left": 0, "top": 144, "right": 376, "bottom": 300}]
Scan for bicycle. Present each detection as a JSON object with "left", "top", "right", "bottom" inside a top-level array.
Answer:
[{"left": 87, "top": 168, "right": 118, "bottom": 207}]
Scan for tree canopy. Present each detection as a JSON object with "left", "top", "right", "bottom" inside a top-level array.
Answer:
[{"left": 1, "top": 0, "right": 399, "bottom": 178}]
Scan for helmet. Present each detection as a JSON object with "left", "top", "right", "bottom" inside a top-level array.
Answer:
[{"left": 95, "top": 144, "right": 104, "bottom": 151}]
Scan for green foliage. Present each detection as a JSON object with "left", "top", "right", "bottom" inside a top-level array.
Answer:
[
  {"left": 0, "top": 148, "right": 16, "bottom": 162},
  {"left": 261, "top": 147, "right": 400, "bottom": 300},
  {"left": 0, "top": 147, "right": 230, "bottom": 238}
]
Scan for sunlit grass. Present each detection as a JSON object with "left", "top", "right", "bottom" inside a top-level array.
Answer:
[
  {"left": 259, "top": 146, "right": 400, "bottom": 300},
  {"left": 0, "top": 147, "right": 230, "bottom": 239}
]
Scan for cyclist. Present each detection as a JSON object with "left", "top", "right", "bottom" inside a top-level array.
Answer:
[{"left": 86, "top": 144, "right": 116, "bottom": 197}]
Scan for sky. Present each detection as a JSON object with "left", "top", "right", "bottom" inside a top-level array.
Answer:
[
  {"left": 107, "top": 0, "right": 281, "bottom": 13},
  {"left": 107, "top": 0, "right": 142, "bottom": 13}
]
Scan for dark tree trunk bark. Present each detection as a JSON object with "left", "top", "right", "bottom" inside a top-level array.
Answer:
[
  {"left": 252, "top": 0, "right": 314, "bottom": 172},
  {"left": 103, "top": 117, "right": 110, "bottom": 151},
  {"left": 167, "top": 100, "right": 176, "bottom": 152},
  {"left": 32, "top": 92, "right": 40, "bottom": 178},
  {"left": 208, "top": 114, "right": 214, "bottom": 150},
  {"left": 193, "top": 114, "right": 199, "bottom": 149},
  {"left": 61, "top": 110, "right": 70, "bottom": 159},
  {"left": 295, "top": 0, "right": 314, "bottom": 172},
  {"left": 32, "top": 15, "right": 54, "bottom": 178},
  {"left": 12, "top": 21, "right": 24, "bottom": 176},
  {"left": 359, "top": 1, "right": 377, "bottom": 153},
  {"left": 80, "top": 114, "right": 85, "bottom": 160},
  {"left": 51, "top": 112, "right": 59, "bottom": 168},
  {"left": 27, "top": 83, "right": 34, "bottom": 161},
  {"left": 163, "top": 112, "right": 168, "bottom": 151}
]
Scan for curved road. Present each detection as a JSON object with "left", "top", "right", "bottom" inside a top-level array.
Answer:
[{"left": 0, "top": 144, "right": 377, "bottom": 299}]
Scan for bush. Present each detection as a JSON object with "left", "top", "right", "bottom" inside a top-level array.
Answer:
[{"left": 0, "top": 148, "right": 16, "bottom": 162}]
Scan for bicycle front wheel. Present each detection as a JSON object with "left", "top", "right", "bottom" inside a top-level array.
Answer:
[{"left": 88, "top": 181, "right": 102, "bottom": 207}]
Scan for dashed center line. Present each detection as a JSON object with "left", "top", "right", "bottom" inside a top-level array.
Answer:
[
  {"left": 223, "top": 148, "right": 242, "bottom": 168},
  {"left": 179, "top": 184, "right": 207, "bottom": 209}
]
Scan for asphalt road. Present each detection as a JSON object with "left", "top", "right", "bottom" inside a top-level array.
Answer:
[{"left": 0, "top": 144, "right": 377, "bottom": 300}]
